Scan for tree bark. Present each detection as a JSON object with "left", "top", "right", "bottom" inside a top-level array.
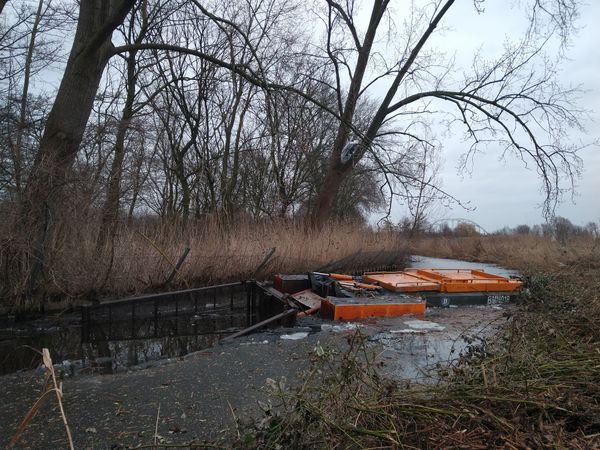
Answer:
[
  {"left": 96, "top": 53, "right": 137, "bottom": 250},
  {"left": 310, "top": 0, "right": 388, "bottom": 227},
  {"left": 20, "top": 0, "right": 136, "bottom": 297}
]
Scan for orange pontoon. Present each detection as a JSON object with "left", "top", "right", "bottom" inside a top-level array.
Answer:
[
  {"left": 363, "top": 271, "right": 440, "bottom": 292},
  {"left": 404, "top": 268, "right": 522, "bottom": 293},
  {"left": 320, "top": 296, "right": 425, "bottom": 320}
]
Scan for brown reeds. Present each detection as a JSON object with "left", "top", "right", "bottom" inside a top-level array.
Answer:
[
  {"left": 410, "top": 233, "right": 599, "bottom": 271},
  {"left": 0, "top": 217, "right": 407, "bottom": 311},
  {"left": 9, "top": 348, "right": 74, "bottom": 449}
]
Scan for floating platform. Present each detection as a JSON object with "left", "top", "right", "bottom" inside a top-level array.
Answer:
[
  {"left": 271, "top": 267, "right": 522, "bottom": 321},
  {"left": 363, "top": 271, "right": 440, "bottom": 292},
  {"left": 320, "top": 295, "right": 425, "bottom": 320},
  {"left": 364, "top": 269, "right": 521, "bottom": 294},
  {"left": 404, "top": 268, "right": 522, "bottom": 293}
]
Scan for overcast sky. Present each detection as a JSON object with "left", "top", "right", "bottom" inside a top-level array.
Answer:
[{"left": 387, "top": 1, "right": 599, "bottom": 231}]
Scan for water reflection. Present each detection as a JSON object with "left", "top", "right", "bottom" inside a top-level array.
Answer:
[
  {"left": 1, "top": 282, "right": 286, "bottom": 375},
  {"left": 0, "top": 319, "right": 227, "bottom": 376}
]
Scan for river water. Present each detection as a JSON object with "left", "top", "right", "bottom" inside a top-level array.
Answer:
[{"left": 411, "top": 255, "right": 518, "bottom": 277}]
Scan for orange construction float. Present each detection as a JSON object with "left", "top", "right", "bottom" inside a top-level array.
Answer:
[
  {"left": 320, "top": 295, "right": 425, "bottom": 320},
  {"left": 403, "top": 268, "right": 522, "bottom": 293},
  {"left": 362, "top": 271, "right": 440, "bottom": 292},
  {"left": 275, "top": 267, "right": 522, "bottom": 320}
]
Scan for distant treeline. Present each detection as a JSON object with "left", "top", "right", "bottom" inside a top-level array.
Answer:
[{"left": 394, "top": 216, "right": 599, "bottom": 240}]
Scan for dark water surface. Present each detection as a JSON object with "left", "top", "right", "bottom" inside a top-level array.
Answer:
[
  {"left": 0, "top": 282, "right": 282, "bottom": 375},
  {"left": 0, "top": 313, "right": 229, "bottom": 375}
]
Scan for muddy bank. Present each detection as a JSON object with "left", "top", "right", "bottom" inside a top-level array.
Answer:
[
  {"left": 0, "top": 305, "right": 506, "bottom": 449},
  {"left": 0, "top": 333, "right": 317, "bottom": 449}
]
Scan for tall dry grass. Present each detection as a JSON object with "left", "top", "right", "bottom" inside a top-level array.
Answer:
[
  {"left": 409, "top": 233, "right": 599, "bottom": 272},
  {"left": 0, "top": 217, "right": 408, "bottom": 310},
  {"left": 99, "top": 219, "right": 406, "bottom": 291}
]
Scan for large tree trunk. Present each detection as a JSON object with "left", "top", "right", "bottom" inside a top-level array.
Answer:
[
  {"left": 20, "top": 0, "right": 136, "bottom": 298},
  {"left": 311, "top": 135, "right": 352, "bottom": 228},
  {"left": 309, "top": 0, "right": 388, "bottom": 228}
]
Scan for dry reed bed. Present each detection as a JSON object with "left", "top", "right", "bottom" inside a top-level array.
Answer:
[
  {"left": 104, "top": 221, "right": 404, "bottom": 290},
  {"left": 236, "top": 255, "right": 600, "bottom": 449},
  {"left": 1, "top": 219, "right": 406, "bottom": 309},
  {"left": 410, "top": 234, "right": 599, "bottom": 271}
]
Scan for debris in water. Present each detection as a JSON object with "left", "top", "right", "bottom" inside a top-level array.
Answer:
[
  {"left": 321, "top": 323, "right": 362, "bottom": 332},
  {"left": 280, "top": 332, "right": 309, "bottom": 340},
  {"left": 404, "top": 320, "right": 445, "bottom": 331},
  {"left": 292, "top": 289, "right": 323, "bottom": 309}
]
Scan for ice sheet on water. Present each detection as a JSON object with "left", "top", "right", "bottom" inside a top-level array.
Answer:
[
  {"left": 280, "top": 332, "right": 309, "bottom": 340},
  {"left": 403, "top": 320, "right": 445, "bottom": 331},
  {"left": 321, "top": 323, "right": 362, "bottom": 333},
  {"left": 389, "top": 329, "right": 427, "bottom": 334}
]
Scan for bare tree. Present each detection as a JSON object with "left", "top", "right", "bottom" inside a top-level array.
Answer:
[
  {"left": 21, "top": 0, "right": 137, "bottom": 294},
  {"left": 113, "top": 0, "right": 583, "bottom": 227},
  {"left": 96, "top": 0, "right": 169, "bottom": 249},
  {"left": 306, "top": 0, "right": 585, "bottom": 226}
]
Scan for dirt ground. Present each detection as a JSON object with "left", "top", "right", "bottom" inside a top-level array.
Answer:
[{"left": 0, "top": 306, "right": 506, "bottom": 449}]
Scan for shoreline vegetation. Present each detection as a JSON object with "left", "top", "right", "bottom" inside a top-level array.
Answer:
[{"left": 1, "top": 217, "right": 597, "bottom": 312}]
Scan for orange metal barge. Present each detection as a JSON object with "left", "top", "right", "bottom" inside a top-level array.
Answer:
[
  {"left": 320, "top": 295, "right": 425, "bottom": 320},
  {"left": 362, "top": 271, "right": 440, "bottom": 292},
  {"left": 275, "top": 267, "right": 522, "bottom": 320},
  {"left": 404, "top": 268, "right": 522, "bottom": 293},
  {"left": 364, "top": 268, "right": 522, "bottom": 308}
]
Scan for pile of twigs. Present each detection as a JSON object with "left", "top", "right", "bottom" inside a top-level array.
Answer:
[{"left": 238, "top": 255, "right": 600, "bottom": 449}]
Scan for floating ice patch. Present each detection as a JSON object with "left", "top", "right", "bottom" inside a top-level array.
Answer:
[
  {"left": 240, "top": 340, "right": 269, "bottom": 346},
  {"left": 280, "top": 332, "right": 309, "bottom": 340},
  {"left": 389, "top": 329, "right": 427, "bottom": 334},
  {"left": 321, "top": 323, "right": 361, "bottom": 333},
  {"left": 404, "top": 320, "right": 445, "bottom": 331}
]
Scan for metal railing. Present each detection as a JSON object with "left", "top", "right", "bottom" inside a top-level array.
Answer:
[{"left": 81, "top": 281, "right": 289, "bottom": 343}]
